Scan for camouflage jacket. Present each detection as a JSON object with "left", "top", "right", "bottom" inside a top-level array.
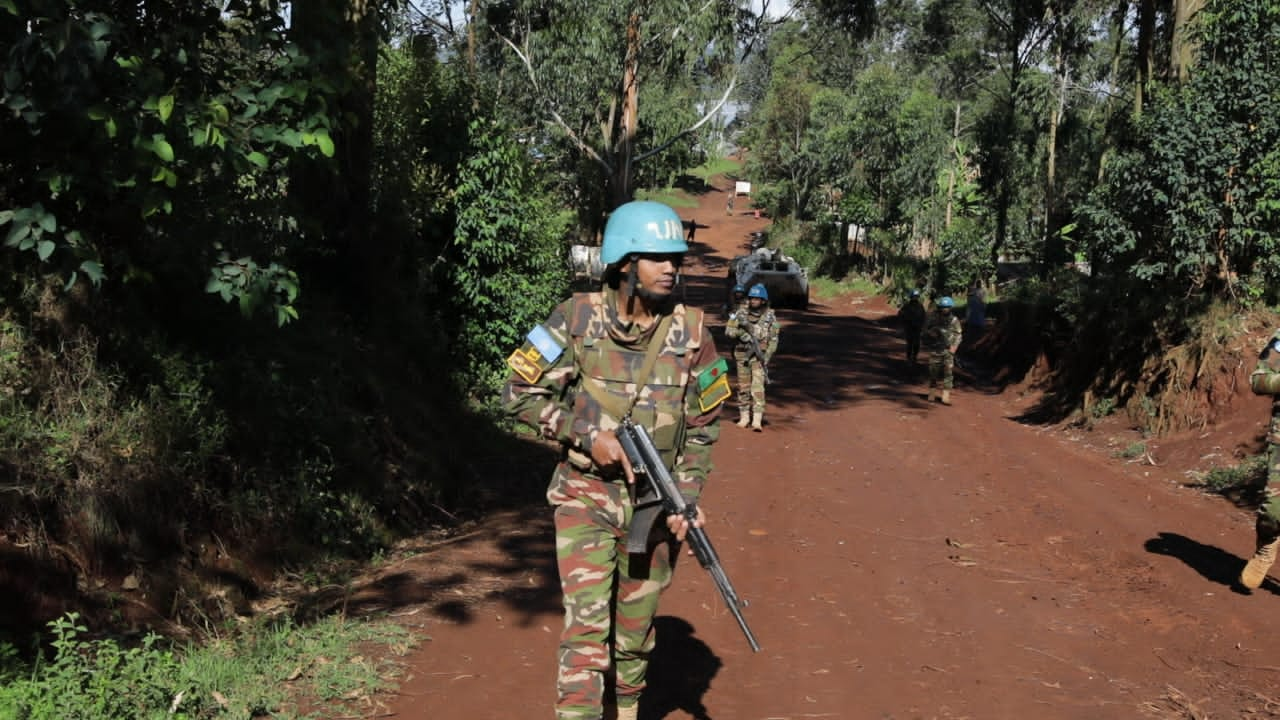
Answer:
[
  {"left": 922, "top": 310, "right": 962, "bottom": 352},
  {"left": 1251, "top": 333, "right": 1280, "bottom": 440},
  {"left": 502, "top": 289, "right": 728, "bottom": 505},
  {"left": 726, "top": 307, "right": 780, "bottom": 363},
  {"left": 898, "top": 299, "right": 925, "bottom": 331}
]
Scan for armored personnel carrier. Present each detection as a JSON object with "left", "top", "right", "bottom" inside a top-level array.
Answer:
[{"left": 728, "top": 247, "right": 809, "bottom": 310}]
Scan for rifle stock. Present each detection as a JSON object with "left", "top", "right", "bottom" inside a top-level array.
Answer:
[{"left": 617, "top": 418, "right": 761, "bottom": 652}]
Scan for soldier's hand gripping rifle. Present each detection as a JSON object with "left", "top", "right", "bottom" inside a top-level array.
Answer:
[
  {"left": 743, "top": 333, "right": 771, "bottom": 385},
  {"left": 617, "top": 417, "right": 761, "bottom": 652}
]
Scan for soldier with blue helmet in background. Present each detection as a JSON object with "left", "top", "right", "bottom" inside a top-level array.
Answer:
[
  {"left": 923, "top": 296, "right": 963, "bottom": 405},
  {"left": 725, "top": 283, "right": 780, "bottom": 430},
  {"left": 722, "top": 283, "right": 747, "bottom": 321},
  {"left": 897, "top": 288, "right": 927, "bottom": 364},
  {"left": 503, "top": 200, "right": 729, "bottom": 720}
]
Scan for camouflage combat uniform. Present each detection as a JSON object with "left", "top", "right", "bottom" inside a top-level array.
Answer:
[
  {"left": 923, "top": 309, "right": 963, "bottom": 392},
  {"left": 502, "top": 288, "right": 728, "bottom": 719},
  {"left": 1242, "top": 331, "right": 1280, "bottom": 588},
  {"left": 726, "top": 305, "right": 779, "bottom": 424},
  {"left": 898, "top": 298, "right": 926, "bottom": 364}
]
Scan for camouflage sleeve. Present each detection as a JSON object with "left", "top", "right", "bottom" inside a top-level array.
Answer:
[
  {"left": 1252, "top": 337, "right": 1280, "bottom": 395},
  {"left": 945, "top": 317, "right": 963, "bottom": 348},
  {"left": 674, "top": 325, "right": 725, "bottom": 503},
  {"left": 725, "top": 310, "right": 742, "bottom": 340},
  {"left": 500, "top": 302, "right": 592, "bottom": 452},
  {"left": 764, "top": 312, "right": 780, "bottom": 360}
]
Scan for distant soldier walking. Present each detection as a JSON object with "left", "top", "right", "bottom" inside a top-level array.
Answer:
[
  {"left": 1241, "top": 329, "right": 1280, "bottom": 589},
  {"left": 726, "top": 283, "right": 780, "bottom": 430},
  {"left": 897, "top": 289, "right": 926, "bottom": 364},
  {"left": 923, "top": 296, "right": 962, "bottom": 405}
]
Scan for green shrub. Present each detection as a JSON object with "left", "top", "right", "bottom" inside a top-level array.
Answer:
[
  {"left": 1200, "top": 455, "right": 1268, "bottom": 494},
  {"left": 0, "top": 612, "right": 411, "bottom": 720}
]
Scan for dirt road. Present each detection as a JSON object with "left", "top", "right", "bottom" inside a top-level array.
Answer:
[{"left": 371, "top": 181, "right": 1280, "bottom": 719}]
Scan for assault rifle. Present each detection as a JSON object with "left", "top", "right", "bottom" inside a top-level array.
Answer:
[
  {"left": 742, "top": 333, "right": 771, "bottom": 385},
  {"left": 617, "top": 417, "right": 761, "bottom": 652}
]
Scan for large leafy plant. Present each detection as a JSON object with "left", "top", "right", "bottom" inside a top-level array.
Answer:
[{"left": 0, "top": 1, "right": 337, "bottom": 323}]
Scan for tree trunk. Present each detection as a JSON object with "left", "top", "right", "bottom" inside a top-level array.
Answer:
[
  {"left": 290, "top": 0, "right": 379, "bottom": 309},
  {"left": 1044, "top": 40, "right": 1067, "bottom": 270},
  {"left": 609, "top": 11, "right": 642, "bottom": 208},
  {"left": 1170, "top": 0, "right": 1205, "bottom": 82},
  {"left": 945, "top": 102, "right": 961, "bottom": 230},
  {"left": 1135, "top": 0, "right": 1156, "bottom": 115}
]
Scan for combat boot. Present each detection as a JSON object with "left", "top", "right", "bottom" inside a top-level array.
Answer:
[
  {"left": 941, "top": 389, "right": 952, "bottom": 405},
  {"left": 615, "top": 704, "right": 639, "bottom": 720},
  {"left": 751, "top": 415, "right": 763, "bottom": 432},
  {"left": 1241, "top": 537, "right": 1280, "bottom": 589},
  {"left": 736, "top": 410, "right": 750, "bottom": 428},
  {"left": 927, "top": 387, "right": 938, "bottom": 402}
]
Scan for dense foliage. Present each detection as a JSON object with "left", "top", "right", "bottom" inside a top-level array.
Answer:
[{"left": 1, "top": 0, "right": 1277, "bottom": 692}]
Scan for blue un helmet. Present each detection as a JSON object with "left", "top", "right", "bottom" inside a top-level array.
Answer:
[
  {"left": 747, "top": 284, "right": 769, "bottom": 301},
  {"left": 937, "top": 296, "right": 955, "bottom": 308},
  {"left": 601, "top": 201, "right": 688, "bottom": 265}
]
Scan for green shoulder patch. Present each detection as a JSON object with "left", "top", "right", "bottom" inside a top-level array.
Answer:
[
  {"left": 697, "top": 357, "right": 731, "bottom": 412},
  {"left": 698, "top": 357, "right": 730, "bottom": 391}
]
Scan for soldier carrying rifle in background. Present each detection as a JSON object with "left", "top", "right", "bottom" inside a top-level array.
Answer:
[{"left": 726, "top": 283, "right": 780, "bottom": 431}]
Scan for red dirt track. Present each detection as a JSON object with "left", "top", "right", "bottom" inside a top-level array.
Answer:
[{"left": 373, "top": 179, "right": 1280, "bottom": 720}]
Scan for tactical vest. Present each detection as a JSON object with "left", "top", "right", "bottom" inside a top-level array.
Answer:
[{"left": 562, "top": 292, "right": 706, "bottom": 476}]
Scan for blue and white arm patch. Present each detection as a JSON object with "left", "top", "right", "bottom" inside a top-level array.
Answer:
[{"left": 527, "top": 324, "right": 564, "bottom": 363}]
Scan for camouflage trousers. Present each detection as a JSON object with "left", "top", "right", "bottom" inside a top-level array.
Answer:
[
  {"left": 735, "top": 357, "right": 767, "bottom": 416},
  {"left": 928, "top": 349, "right": 955, "bottom": 390},
  {"left": 553, "top": 486, "right": 676, "bottom": 719},
  {"left": 1259, "top": 425, "right": 1280, "bottom": 533},
  {"left": 905, "top": 329, "right": 922, "bottom": 363}
]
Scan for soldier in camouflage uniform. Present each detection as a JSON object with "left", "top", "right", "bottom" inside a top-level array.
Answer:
[
  {"left": 922, "top": 296, "right": 963, "bottom": 405},
  {"left": 897, "top": 288, "right": 926, "bottom": 364},
  {"left": 1241, "top": 329, "right": 1280, "bottom": 590},
  {"left": 725, "top": 283, "right": 780, "bottom": 431},
  {"left": 502, "top": 201, "right": 729, "bottom": 720}
]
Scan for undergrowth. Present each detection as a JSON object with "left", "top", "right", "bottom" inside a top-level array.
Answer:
[
  {"left": 0, "top": 612, "right": 411, "bottom": 720},
  {"left": 1196, "top": 454, "right": 1268, "bottom": 496}
]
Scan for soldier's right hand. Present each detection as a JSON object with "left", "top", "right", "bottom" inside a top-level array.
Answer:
[{"left": 590, "top": 430, "right": 635, "bottom": 486}]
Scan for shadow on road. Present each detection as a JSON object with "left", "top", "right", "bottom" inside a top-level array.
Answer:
[
  {"left": 1143, "top": 531, "right": 1280, "bottom": 595},
  {"left": 639, "top": 615, "right": 722, "bottom": 720}
]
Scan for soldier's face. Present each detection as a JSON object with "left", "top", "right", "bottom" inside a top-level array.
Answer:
[
  {"left": 749, "top": 297, "right": 765, "bottom": 310},
  {"left": 630, "top": 253, "right": 683, "bottom": 299}
]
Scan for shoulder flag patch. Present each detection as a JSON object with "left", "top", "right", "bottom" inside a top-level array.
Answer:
[
  {"left": 526, "top": 325, "right": 564, "bottom": 364},
  {"left": 698, "top": 357, "right": 730, "bottom": 391},
  {"left": 507, "top": 324, "right": 564, "bottom": 384},
  {"left": 697, "top": 357, "right": 731, "bottom": 412}
]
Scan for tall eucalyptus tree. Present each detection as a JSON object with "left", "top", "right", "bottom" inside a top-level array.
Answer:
[{"left": 486, "top": 0, "right": 752, "bottom": 213}]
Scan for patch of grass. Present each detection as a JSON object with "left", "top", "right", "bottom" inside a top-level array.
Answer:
[
  {"left": 809, "top": 275, "right": 882, "bottom": 300},
  {"left": 633, "top": 188, "right": 698, "bottom": 208},
  {"left": 0, "top": 611, "right": 413, "bottom": 720},
  {"left": 1198, "top": 454, "right": 1267, "bottom": 494},
  {"left": 687, "top": 156, "right": 743, "bottom": 181},
  {"left": 1089, "top": 396, "right": 1118, "bottom": 419},
  {"left": 1114, "top": 441, "right": 1147, "bottom": 459}
]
